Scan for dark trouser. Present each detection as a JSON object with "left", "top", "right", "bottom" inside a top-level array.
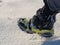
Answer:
[{"left": 32, "top": 0, "right": 58, "bottom": 30}]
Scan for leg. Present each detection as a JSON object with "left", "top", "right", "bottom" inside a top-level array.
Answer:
[{"left": 30, "top": 3, "right": 58, "bottom": 37}]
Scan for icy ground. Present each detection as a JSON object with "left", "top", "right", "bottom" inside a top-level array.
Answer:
[{"left": 0, "top": 0, "right": 60, "bottom": 45}]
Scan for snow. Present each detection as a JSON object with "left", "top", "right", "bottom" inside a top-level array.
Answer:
[{"left": 0, "top": 0, "right": 60, "bottom": 45}]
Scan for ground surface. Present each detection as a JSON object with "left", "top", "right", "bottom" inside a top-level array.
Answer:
[{"left": 0, "top": 0, "right": 60, "bottom": 45}]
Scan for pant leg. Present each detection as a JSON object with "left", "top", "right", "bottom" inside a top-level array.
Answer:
[{"left": 32, "top": 5, "right": 58, "bottom": 30}]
